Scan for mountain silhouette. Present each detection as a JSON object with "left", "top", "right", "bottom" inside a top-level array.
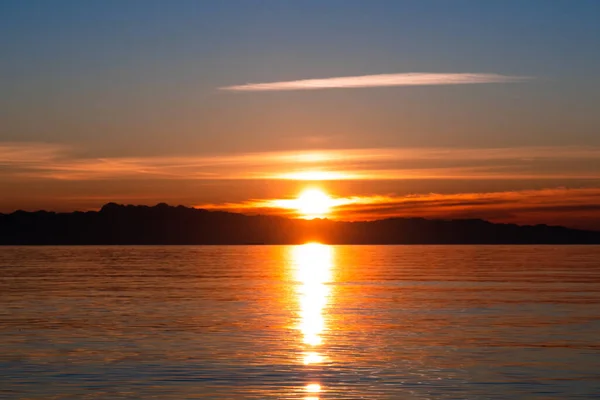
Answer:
[{"left": 0, "top": 202, "right": 598, "bottom": 245}]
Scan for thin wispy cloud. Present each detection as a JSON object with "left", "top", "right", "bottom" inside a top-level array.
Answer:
[
  {"left": 2, "top": 142, "right": 599, "bottom": 228},
  {"left": 0, "top": 142, "right": 67, "bottom": 164},
  {"left": 1, "top": 143, "right": 599, "bottom": 181},
  {"left": 220, "top": 73, "right": 530, "bottom": 92}
]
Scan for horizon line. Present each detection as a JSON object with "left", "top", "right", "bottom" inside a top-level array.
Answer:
[{"left": 0, "top": 200, "right": 589, "bottom": 228}]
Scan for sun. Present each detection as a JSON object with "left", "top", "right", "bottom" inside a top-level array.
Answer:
[{"left": 296, "top": 189, "right": 332, "bottom": 219}]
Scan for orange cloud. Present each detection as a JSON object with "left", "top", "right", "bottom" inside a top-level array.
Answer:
[
  {"left": 2, "top": 143, "right": 600, "bottom": 182},
  {"left": 197, "top": 188, "right": 600, "bottom": 230},
  {"left": 0, "top": 142, "right": 67, "bottom": 164}
]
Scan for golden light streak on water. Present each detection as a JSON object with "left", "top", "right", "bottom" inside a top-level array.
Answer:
[
  {"left": 303, "top": 351, "right": 323, "bottom": 365},
  {"left": 291, "top": 243, "right": 334, "bottom": 400},
  {"left": 305, "top": 383, "right": 321, "bottom": 392}
]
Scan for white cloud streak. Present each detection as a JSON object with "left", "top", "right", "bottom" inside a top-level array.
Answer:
[{"left": 220, "top": 73, "right": 530, "bottom": 92}]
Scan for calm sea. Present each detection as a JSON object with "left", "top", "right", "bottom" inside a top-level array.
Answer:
[{"left": 1, "top": 245, "right": 599, "bottom": 399}]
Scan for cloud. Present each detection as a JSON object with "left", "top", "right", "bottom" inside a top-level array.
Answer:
[
  {"left": 198, "top": 188, "right": 600, "bottom": 230},
  {"left": 220, "top": 73, "right": 530, "bottom": 92},
  {"left": 0, "top": 142, "right": 67, "bottom": 164},
  {"left": 1, "top": 143, "right": 599, "bottom": 181},
  {"left": 2, "top": 142, "right": 599, "bottom": 229}
]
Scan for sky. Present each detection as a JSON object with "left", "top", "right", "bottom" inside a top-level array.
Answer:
[{"left": 2, "top": 0, "right": 600, "bottom": 229}]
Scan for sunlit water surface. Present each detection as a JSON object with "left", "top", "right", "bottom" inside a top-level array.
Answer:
[{"left": 1, "top": 245, "right": 599, "bottom": 399}]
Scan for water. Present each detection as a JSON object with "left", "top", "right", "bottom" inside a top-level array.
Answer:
[{"left": 1, "top": 245, "right": 599, "bottom": 399}]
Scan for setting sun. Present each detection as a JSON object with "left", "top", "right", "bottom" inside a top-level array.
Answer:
[{"left": 296, "top": 189, "right": 332, "bottom": 219}]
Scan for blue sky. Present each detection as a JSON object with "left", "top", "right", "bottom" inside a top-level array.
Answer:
[
  {"left": 2, "top": 0, "right": 600, "bottom": 150},
  {"left": 1, "top": 1, "right": 600, "bottom": 227}
]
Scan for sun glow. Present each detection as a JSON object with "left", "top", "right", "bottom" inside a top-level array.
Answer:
[
  {"left": 296, "top": 189, "right": 333, "bottom": 219},
  {"left": 277, "top": 171, "right": 353, "bottom": 180}
]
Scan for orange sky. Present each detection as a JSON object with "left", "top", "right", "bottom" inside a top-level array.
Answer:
[
  {"left": 2, "top": 2, "right": 600, "bottom": 230},
  {"left": 2, "top": 142, "right": 600, "bottom": 229}
]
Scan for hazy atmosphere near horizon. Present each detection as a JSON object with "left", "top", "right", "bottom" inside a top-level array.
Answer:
[{"left": 2, "top": 0, "right": 600, "bottom": 229}]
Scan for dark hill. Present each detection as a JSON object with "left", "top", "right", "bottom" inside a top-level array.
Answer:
[{"left": 0, "top": 202, "right": 599, "bottom": 245}]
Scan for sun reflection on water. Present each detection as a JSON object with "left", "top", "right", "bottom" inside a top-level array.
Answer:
[
  {"left": 303, "top": 351, "right": 323, "bottom": 365},
  {"left": 291, "top": 243, "right": 334, "bottom": 399}
]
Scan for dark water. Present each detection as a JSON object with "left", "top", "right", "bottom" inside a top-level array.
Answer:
[{"left": 1, "top": 245, "right": 599, "bottom": 399}]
